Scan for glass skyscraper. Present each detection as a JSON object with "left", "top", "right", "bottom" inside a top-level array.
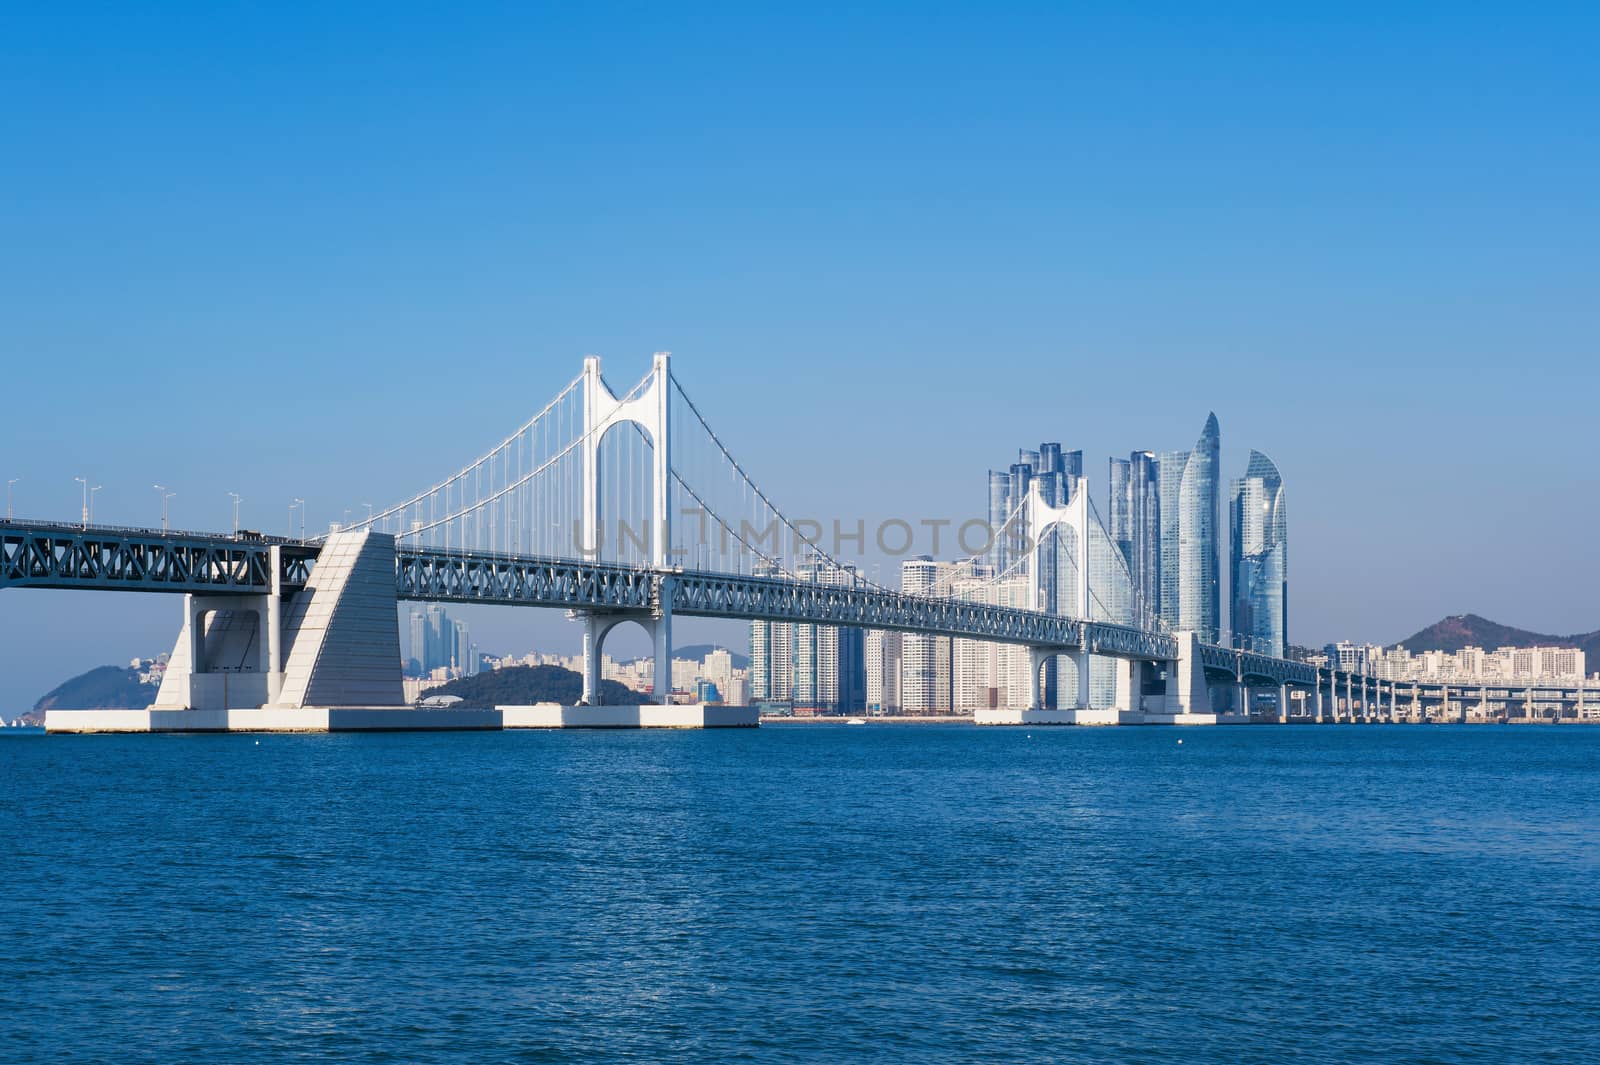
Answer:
[
  {"left": 986, "top": 470, "right": 1011, "bottom": 569},
  {"left": 1107, "top": 450, "right": 1160, "bottom": 628},
  {"left": 1156, "top": 448, "right": 1187, "bottom": 631},
  {"left": 1155, "top": 415, "right": 1221, "bottom": 641},
  {"left": 1230, "top": 450, "right": 1287, "bottom": 657},
  {"left": 1177, "top": 413, "right": 1221, "bottom": 643}
]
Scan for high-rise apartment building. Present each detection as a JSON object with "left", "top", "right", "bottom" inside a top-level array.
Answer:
[
  {"left": 408, "top": 604, "right": 473, "bottom": 675},
  {"left": 749, "top": 618, "right": 794, "bottom": 705},
  {"left": 408, "top": 611, "right": 428, "bottom": 675},
  {"left": 865, "top": 629, "right": 902, "bottom": 714},
  {"left": 749, "top": 559, "right": 794, "bottom": 706},
  {"left": 900, "top": 556, "right": 954, "bottom": 713},
  {"left": 454, "top": 619, "right": 476, "bottom": 675},
  {"left": 1061, "top": 448, "right": 1084, "bottom": 502},
  {"left": 750, "top": 554, "right": 864, "bottom": 714},
  {"left": 949, "top": 570, "right": 1032, "bottom": 711},
  {"left": 1230, "top": 450, "right": 1288, "bottom": 657},
  {"left": 1005, "top": 462, "right": 1032, "bottom": 566}
]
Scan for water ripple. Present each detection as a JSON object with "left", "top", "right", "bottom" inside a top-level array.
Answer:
[{"left": 2, "top": 726, "right": 1597, "bottom": 1063}]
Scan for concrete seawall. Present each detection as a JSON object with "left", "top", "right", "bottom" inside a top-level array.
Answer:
[{"left": 45, "top": 704, "right": 759, "bottom": 733}]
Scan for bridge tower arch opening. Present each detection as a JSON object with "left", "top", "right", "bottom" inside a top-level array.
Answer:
[
  {"left": 580, "top": 612, "right": 673, "bottom": 707},
  {"left": 581, "top": 353, "right": 672, "bottom": 567},
  {"left": 193, "top": 606, "right": 261, "bottom": 674},
  {"left": 151, "top": 593, "right": 273, "bottom": 711}
]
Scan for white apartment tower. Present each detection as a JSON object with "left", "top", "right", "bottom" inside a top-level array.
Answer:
[
  {"left": 865, "top": 629, "right": 903, "bottom": 714},
  {"left": 900, "top": 556, "right": 954, "bottom": 714}
]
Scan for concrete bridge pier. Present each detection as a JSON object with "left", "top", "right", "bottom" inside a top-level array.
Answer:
[
  {"left": 151, "top": 529, "right": 405, "bottom": 713},
  {"left": 1073, "top": 648, "right": 1092, "bottom": 710},
  {"left": 266, "top": 544, "right": 284, "bottom": 705},
  {"left": 1158, "top": 632, "right": 1211, "bottom": 718},
  {"left": 53, "top": 530, "right": 409, "bottom": 731},
  {"left": 577, "top": 608, "right": 673, "bottom": 706},
  {"left": 1111, "top": 658, "right": 1141, "bottom": 714},
  {"left": 150, "top": 591, "right": 274, "bottom": 711},
  {"left": 1026, "top": 646, "right": 1052, "bottom": 711}
]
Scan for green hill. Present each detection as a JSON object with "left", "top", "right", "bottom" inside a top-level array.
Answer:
[
  {"left": 27, "top": 665, "right": 159, "bottom": 724},
  {"left": 424, "top": 665, "right": 646, "bottom": 708}
]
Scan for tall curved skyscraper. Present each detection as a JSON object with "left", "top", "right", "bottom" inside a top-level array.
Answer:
[
  {"left": 1177, "top": 413, "right": 1221, "bottom": 642},
  {"left": 1156, "top": 448, "right": 1187, "bottom": 631},
  {"left": 1230, "top": 450, "right": 1288, "bottom": 657}
]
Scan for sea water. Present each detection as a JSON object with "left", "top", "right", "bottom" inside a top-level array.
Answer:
[{"left": 3, "top": 724, "right": 1596, "bottom": 1062}]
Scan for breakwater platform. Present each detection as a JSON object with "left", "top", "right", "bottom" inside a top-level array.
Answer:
[{"left": 43, "top": 703, "right": 759, "bottom": 733}]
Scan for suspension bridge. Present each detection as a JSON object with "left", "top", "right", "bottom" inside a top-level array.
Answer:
[{"left": 5, "top": 354, "right": 1588, "bottom": 730}]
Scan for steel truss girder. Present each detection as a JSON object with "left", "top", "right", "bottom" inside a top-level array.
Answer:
[
  {"left": 1199, "top": 642, "right": 1318, "bottom": 685},
  {"left": 668, "top": 570, "right": 1092, "bottom": 648},
  {"left": 396, "top": 549, "right": 654, "bottom": 610},
  {"left": 393, "top": 552, "right": 1180, "bottom": 660},
  {"left": 0, "top": 521, "right": 313, "bottom": 595},
  {"left": 671, "top": 573, "right": 1179, "bottom": 659}
]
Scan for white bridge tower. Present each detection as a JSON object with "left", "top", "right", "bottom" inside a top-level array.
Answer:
[{"left": 577, "top": 352, "right": 675, "bottom": 706}]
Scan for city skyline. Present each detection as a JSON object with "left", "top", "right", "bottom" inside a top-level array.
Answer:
[{"left": 792, "top": 419, "right": 1290, "bottom": 716}]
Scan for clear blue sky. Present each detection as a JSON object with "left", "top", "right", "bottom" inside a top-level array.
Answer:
[{"left": 3, "top": 4, "right": 1597, "bottom": 708}]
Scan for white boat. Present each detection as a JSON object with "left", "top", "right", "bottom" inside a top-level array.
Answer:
[{"left": 846, "top": 717, "right": 867, "bottom": 725}]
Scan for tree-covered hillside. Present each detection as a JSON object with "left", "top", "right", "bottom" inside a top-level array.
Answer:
[
  {"left": 425, "top": 665, "right": 646, "bottom": 708},
  {"left": 27, "top": 666, "right": 159, "bottom": 723}
]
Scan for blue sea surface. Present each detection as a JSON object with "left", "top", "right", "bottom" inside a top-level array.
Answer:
[{"left": 3, "top": 724, "right": 1597, "bottom": 1063}]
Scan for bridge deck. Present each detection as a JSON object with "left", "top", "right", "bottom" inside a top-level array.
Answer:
[
  {"left": 1, "top": 519, "right": 314, "bottom": 595},
  {"left": 2, "top": 519, "right": 1485, "bottom": 687}
]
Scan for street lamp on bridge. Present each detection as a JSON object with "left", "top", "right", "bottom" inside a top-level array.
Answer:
[
  {"left": 291, "top": 498, "right": 305, "bottom": 541},
  {"left": 153, "top": 484, "right": 176, "bottom": 533},
  {"left": 6, "top": 478, "right": 17, "bottom": 521},
  {"left": 228, "top": 492, "right": 243, "bottom": 534}
]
